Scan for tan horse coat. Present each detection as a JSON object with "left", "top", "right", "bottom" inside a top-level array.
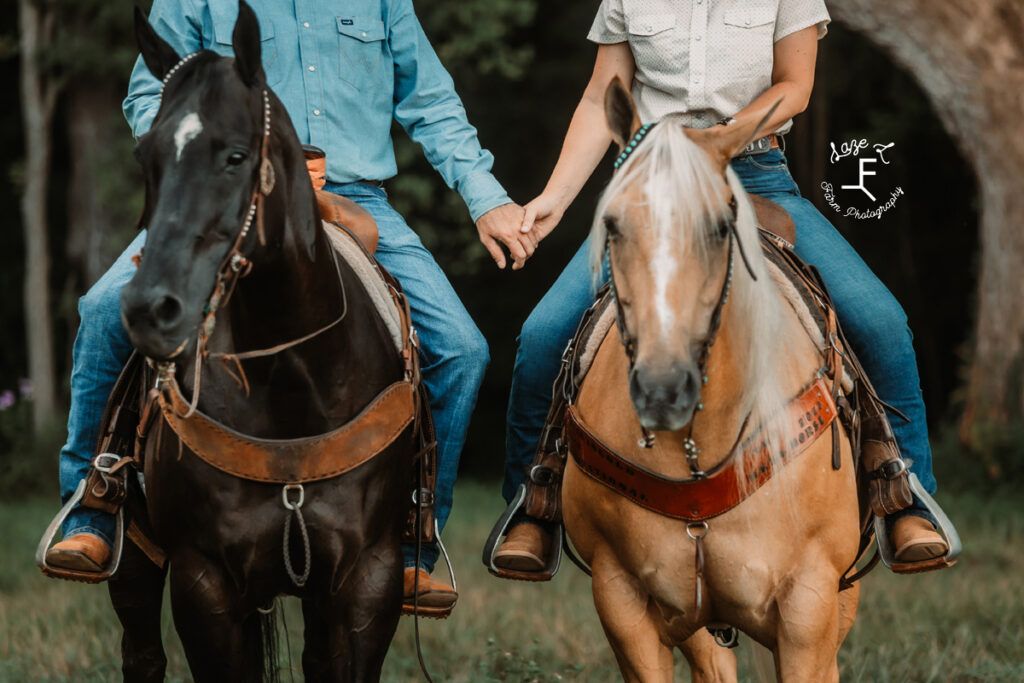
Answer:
[{"left": 562, "top": 79, "right": 862, "bottom": 682}]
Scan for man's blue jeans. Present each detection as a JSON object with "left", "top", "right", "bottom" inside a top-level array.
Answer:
[
  {"left": 503, "top": 149, "right": 937, "bottom": 516},
  {"left": 59, "top": 181, "right": 487, "bottom": 572}
]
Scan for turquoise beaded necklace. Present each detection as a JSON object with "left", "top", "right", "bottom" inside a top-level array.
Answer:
[{"left": 612, "top": 122, "right": 655, "bottom": 171}]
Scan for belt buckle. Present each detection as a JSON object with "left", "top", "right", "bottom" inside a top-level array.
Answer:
[{"left": 745, "top": 136, "right": 770, "bottom": 155}]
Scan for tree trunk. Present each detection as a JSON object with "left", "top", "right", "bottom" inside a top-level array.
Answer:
[
  {"left": 826, "top": 1, "right": 1024, "bottom": 459},
  {"left": 18, "top": 0, "right": 59, "bottom": 435}
]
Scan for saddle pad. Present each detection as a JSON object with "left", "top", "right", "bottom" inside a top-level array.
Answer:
[
  {"left": 322, "top": 221, "right": 404, "bottom": 353},
  {"left": 760, "top": 235, "right": 854, "bottom": 393},
  {"left": 573, "top": 296, "right": 617, "bottom": 387}
]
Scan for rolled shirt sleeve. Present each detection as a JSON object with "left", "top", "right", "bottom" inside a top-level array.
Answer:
[
  {"left": 389, "top": 0, "right": 511, "bottom": 222},
  {"left": 588, "top": 0, "right": 628, "bottom": 44},
  {"left": 122, "top": 0, "right": 205, "bottom": 138},
  {"left": 774, "top": 0, "right": 830, "bottom": 42}
]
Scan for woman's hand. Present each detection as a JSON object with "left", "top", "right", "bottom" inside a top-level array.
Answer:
[{"left": 520, "top": 192, "right": 567, "bottom": 247}]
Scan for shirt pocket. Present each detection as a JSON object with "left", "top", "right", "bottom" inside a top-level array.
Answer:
[
  {"left": 626, "top": 14, "right": 679, "bottom": 81},
  {"left": 722, "top": 6, "right": 776, "bottom": 69},
  {"left": 336, "top": 16, "right": 388, "bottom": 92},
  {"left": 211, "top": 12, "right": 280, "bottom": 84}
]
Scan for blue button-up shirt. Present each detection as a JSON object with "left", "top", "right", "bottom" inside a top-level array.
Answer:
[{"left": 124, "top": 0, "right": 511, "bottom": 221}]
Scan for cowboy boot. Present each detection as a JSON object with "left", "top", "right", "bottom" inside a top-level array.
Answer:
[
  {"left": 890, "top": 515, "right": 949, "bottom": 563},
  {"left": 45, "top": 532, "right": 112, "bottom": 573},
  {"left": 493, "top": 521, "right": 552, "bottom": 573},
  {"left": 402, "top": 568, "right": 457, "bottom": 618}
]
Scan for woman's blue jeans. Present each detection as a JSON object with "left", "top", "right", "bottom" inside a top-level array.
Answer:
[
  {"left": 503, "top": 149, "right": 937, "bottom": 515},
  {"left": 58, "top": 182, "right": 487, "bottom": 572}
]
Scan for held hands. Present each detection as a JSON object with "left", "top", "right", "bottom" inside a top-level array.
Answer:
[
  {"left": 476, "top": 203, "right": 536, "bottom": 270},
  {"left": 519, "top": 192, "right": 566, "bottom": 247},
  {"left": 475, "top": 192, "right": 567, "bottom": 270}
]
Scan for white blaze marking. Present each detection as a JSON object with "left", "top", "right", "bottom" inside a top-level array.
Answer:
[
  {"left": 174, "top": 112, "right": 203, "bottom": 162},
  {"left": 651, "top": 214, "right": 678, "bottom": 341}
]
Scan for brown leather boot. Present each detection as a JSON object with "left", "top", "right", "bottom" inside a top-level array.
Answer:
[
  {"left": 493, "top": 522, "right": 552, "bottom": 573},
  {"left": 402, "top": 568, "right": 457, "bottom": 617},
  {"left": 891, "top": 516, "right": 949, "bottom": 563},
  {"left": 45, "top": 532, "right": 111, "bottom": 572}
]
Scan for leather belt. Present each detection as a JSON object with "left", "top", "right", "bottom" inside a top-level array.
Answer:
[{"left": 734, "top": 133, "right": 782, "bottom": 158}]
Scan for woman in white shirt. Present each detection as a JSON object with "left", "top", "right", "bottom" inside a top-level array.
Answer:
[{"left": 495, "top": 0, "right": 947, "bottom": 573}]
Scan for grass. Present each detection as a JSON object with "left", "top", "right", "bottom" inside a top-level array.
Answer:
[{"left": 0, "top": 482, "right": 1021, "bottom": 682}]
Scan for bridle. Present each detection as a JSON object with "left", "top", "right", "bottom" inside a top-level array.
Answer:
[
  {"left": 149, "top": 52, "right": 348, "bottom": 414},
  {"left": 605, "top": 121, "right": 759, "bottom": 459}
]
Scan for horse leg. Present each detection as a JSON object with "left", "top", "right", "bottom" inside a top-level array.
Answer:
[
  {"left": 167, "top": 548, "right": 251, "bottom": 683},
  {"left": 300, "top": 597, "right": 330, "bottom": 682},
  {"left": 591, "top": 552, "right": 675, "bottom": 683},
  {"left": 107, "top": 539, "right": 169, "bottom": 683},
  {"left": 836, "top": 582, "right": 859, "bottom": 647},
  {"left": 678, "top": 629, "right": 738, "bottom": 683},
  {"left": 305, "top": 542, "right": 402, "bottom": 682},
  {"left": 772, "top": 570, "right": 843, "bottom": 683}
]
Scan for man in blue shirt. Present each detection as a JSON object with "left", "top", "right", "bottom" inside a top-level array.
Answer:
[{"left": 47, "top": 0, "right": 533, "bottom": 612}]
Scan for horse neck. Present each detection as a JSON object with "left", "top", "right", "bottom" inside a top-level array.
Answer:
[
  {"left": 188, "top": 156, "right": 400, "bottom": 437},
  {"left": 689, "top": 272, "right": 821, "bottom": 474}
]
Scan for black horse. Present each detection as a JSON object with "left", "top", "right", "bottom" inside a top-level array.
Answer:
[{"left": 109, "top": 3, "right": 417, "bottom": 680}]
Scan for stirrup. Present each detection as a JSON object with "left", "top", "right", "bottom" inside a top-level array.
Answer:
[
  {"left": 874, "top": 473, "right": 962, "bottom": 574},
  {"left": 481, "top": 484, "right": 563, "bottom": 582},
  {"left": 36, "top": 478, "right": 125, "bottom": 584},
  {"left": 402, "top": 519, "right": 458, "bottom": 619}
]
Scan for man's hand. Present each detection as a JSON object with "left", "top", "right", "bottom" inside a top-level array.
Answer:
[
  {"left": 476, "top": 203, "right": 534, "bottom": 270},
  {"left": 519, "top": 192, "right": 566, "bottom": 247}
]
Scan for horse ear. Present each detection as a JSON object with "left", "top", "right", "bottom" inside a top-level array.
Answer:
[
  {"left": 692, "top": 98, "right": 785, "bottom": 170},
  {"left": 604, "top": 76, "right": 641, "bottom": 151},
  {"left": 134, "top": 6, "right": 181, "bottom": 82},
  {"left": 233, "top": 0, "right": 265, "bottom": 87}
]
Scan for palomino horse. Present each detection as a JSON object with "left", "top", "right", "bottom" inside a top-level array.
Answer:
[
  {"left": 561, "top": 79, "right": 860, "bottom": 681},
  {"left": 106, "top": 4, "right": 419, "bottom": 680}
]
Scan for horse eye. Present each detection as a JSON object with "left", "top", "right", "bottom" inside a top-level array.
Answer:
[
  {"left": 603, "top": 216, "right": 620, "bottom": 237},
  {"left": 716, "top": 219, "right": 732, "bottom": 241},
  {"left": 227, "top": 152, "right": 247, "bottom": 166}
]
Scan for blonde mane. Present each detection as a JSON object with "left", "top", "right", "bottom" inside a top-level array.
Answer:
[{"left": 589, "top": 118, "right": 802, "bottom": 465}]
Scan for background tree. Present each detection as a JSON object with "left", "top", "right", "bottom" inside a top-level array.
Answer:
[
  {"left": 827, "top": 0, "right": 1024, "bottom": 468},
  {"left": 17, "top": 0, "right": 59, "bottom": 434}
]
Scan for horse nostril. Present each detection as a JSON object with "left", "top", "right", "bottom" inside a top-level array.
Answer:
[
  {"left": 680, "top": 369, "right": 700, "bottom": 405},
  {"left": 153, "top": 294, "right": 183, "bottom": 327}
]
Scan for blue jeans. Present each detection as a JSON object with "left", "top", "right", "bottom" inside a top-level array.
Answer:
[
  {"left": 59, "top": 182, "right": 487, "bottom": 572},
  {"left": 503, "top": 149, "right": 936, "bottom": 515}
]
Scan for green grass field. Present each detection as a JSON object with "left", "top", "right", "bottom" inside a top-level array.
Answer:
[{"left": 1, "top": 482, "right": 1021, "bottom": 682}]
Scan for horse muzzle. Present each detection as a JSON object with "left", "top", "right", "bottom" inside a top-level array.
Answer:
[
  {"left": 629, "top": 362, "right": 702, "bottom": 432},
  {"left": 120, "top": 283, "right": 194, "bottom": 361}
]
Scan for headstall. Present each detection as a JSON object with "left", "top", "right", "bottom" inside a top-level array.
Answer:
[{"left": 605, "top": 120, "right": 759, "bottom": 457}]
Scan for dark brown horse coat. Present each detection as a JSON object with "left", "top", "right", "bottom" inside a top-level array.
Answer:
[{"left": 108, "top": 4, "right": 415, "bottom": 681}]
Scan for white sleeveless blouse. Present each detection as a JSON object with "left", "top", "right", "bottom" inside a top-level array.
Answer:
[{"left": 589, "top": 0, "right": 830, "bottom": 134}]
